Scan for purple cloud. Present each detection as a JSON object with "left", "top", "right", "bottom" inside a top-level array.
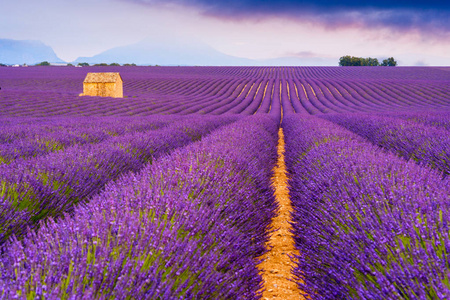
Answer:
[{"left": 125, "top": 0, "right": 450, "bottom": 32}]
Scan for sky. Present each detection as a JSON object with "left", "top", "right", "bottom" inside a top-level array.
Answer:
[{"left": 1, "top": 0, "right": 449, "bottom": 65}]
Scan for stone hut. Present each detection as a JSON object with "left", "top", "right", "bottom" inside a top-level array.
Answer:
[{"left": 80, "top": 72, "right": 123, "bottom": 98}]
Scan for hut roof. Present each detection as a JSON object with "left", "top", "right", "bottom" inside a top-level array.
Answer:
[{"left": 83, "top": 72, "right": 122, "bottom": 83}]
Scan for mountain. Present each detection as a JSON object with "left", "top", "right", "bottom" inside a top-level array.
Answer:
[
  {"left": 0, "top": 39, "right": 65, "bottom": 65},
  {"left": 73, "top": 37, "right": 255, "bottom": 66},
  {"left": 73, "top": 37, "right": 338, "bottom": 66}
]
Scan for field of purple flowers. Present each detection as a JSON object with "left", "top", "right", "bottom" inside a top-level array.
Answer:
[{"left": 0, "top": 66, "right": 449, "bottom": 299}]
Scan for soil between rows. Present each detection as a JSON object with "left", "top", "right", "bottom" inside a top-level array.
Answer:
[{"left": 258, "top": 128, "right": 304, "bottom": 300}]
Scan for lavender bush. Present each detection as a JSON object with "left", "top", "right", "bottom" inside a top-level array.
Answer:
[
  {"left": 384, "top": 111, "right": 450, "bottom": 131},
  {"left": 0, "top": 116, "right": 172, "bottom": 163},
  {"left": 0, "top": 115, "right": 278, "bottom": 299},
  {"left": 283, "top": 114, "right": 450, "bottom": 299},
  {"left": 323, "top": 113, "right": 450, "bottom": 175},
  {"left": 0, "top": 115, "right": 239, "bottom": 244}
]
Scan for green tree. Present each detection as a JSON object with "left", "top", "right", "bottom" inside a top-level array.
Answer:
[
  {"left": 94, "top": 63, "right": 108, "bottom": 66},
  {"left": 339, "top": 56, "right": 369, "bottom": 66},
  {"left": 381, "top": 57, "right": 397, "bottom": 66},
  {"left": 109, "top": 63, "right": 121, "bottom": 66},
  {"left": 340, "top": 55, "right": 392, "bottom": 66},
  {"left": 340, "top": 55, "right": 364, "bottom": 66},
  {"left": 361, "top": 57, "right": 380, "bottom": 66},
  {"left": 77, "top": 62, "right": 89, "bottom": 67},
  {"left": 36, "top": 61, "right": 50, "bottom": 66},
  {"left": 339, "top": 55, "right": 352, "bottom": 66}
]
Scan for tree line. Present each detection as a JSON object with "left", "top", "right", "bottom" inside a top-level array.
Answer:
[{"left": 339, "top": 56, "right": 397, "bottom": 66}]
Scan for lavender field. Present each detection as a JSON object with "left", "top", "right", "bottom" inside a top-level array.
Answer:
[{"left": 1, "top": 66, "right": 450, "bottom": 299}]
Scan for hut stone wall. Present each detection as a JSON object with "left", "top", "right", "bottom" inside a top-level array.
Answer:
[{"left": 80, "top": 72, "right": 123, "bottom": 98}]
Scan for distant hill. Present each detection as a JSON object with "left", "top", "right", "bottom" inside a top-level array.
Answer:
[
  {"left": 73, "top": 37, "right": 255, "bottom": 66},
  {"left": 0, "top": 37, "right": 339, "bottom": 67},
  {"left": 73, "top": 37, "right": 337, "bottom": 66},
  {"left": 0, "top": 39, "right": 65, "bottom": 65}
]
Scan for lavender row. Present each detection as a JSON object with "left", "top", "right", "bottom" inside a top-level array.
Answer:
[
  {"left": 283, "top": 115, "right": 450, "bottom": 299},
  {"left": 0, "top": 115, "right": 239, "bottom": 244},
  {"left": 2, "top": 67, "right": 449, "bottom": 117},
  {"left": 383, "top": 111, "right": 450, "bottom": 131},
  {"left": 0, "top": 116, "right": 174, "bottom": 144},
  {"left": 0, "top": 115, "right": 278, "bottom": 299},
  {"left": 2, "top": 66, "right": 449, "bottom": 89},
  {"left": 0, "top": 116, "right": 173, "bottom": 163},
  {"left": 0, "top": 84, "right": 444, "bottom": 117},
  {"left": 323, "top": 113, "right": 450, "bottom": 176}
]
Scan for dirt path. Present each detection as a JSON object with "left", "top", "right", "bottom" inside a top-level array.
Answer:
[{"left": 258, "top": 128, "right": 304, "bottom": 300}]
